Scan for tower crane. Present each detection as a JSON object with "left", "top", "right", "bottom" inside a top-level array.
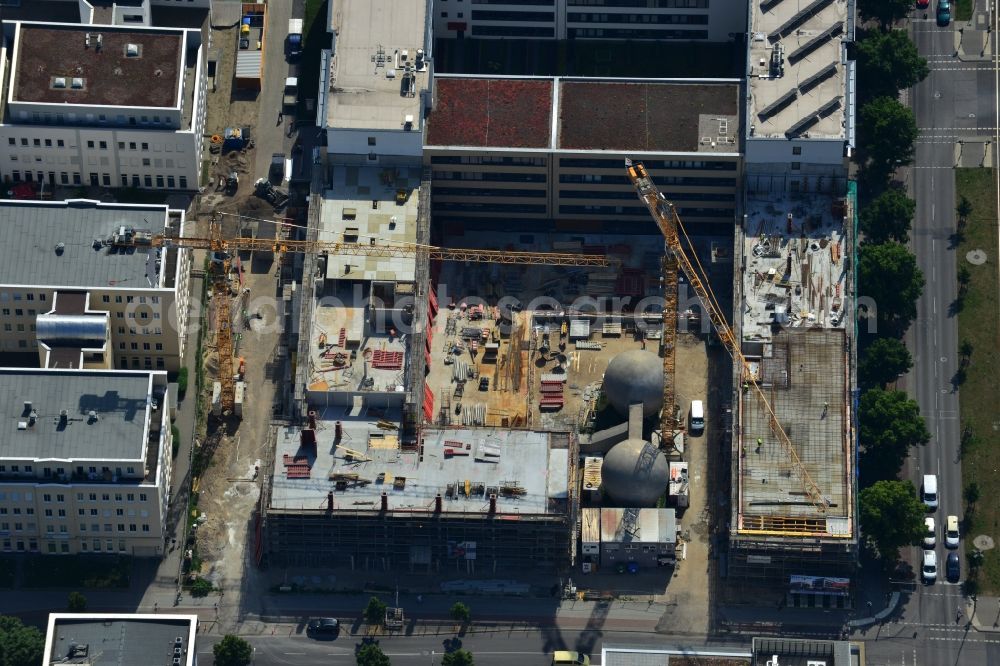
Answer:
[
  {"left": 625, "top": 159, "right": 828, "bottom": 513},
  {"left": 109, "top": 216, "right": 610, "bottom": 415}
]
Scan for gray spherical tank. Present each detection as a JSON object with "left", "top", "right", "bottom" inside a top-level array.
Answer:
[
  {"left": 603, "top": 349, "right": 663, "bottom": 418},
  {"left": 600, "top": 438, "right": 669, "bottom": 507}
]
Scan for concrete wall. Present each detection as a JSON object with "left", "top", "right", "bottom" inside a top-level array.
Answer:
[{"left": 326, "top": 128, "right": 425, "bottom": 166}]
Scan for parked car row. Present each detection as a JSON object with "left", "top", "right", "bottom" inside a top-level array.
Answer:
[{"left": 921, "top": 474, "right": 961, "bottom": 583}]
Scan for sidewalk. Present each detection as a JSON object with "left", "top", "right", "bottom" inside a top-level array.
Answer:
[{"left": 955, "top": 0, "right": 994, "bottom": 61}]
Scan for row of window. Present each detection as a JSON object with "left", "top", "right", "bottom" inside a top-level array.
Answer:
[
  {"left": 470, "top": 10, "right": 555, "bottom": 21},
  {"left": 434, "top": 202, "right": 548, "bottom": 213},
  {"left": 472, "top": 25, "right": 555, "bottom": 36},
  {"left": 567, "top": 12, "right": 709, "bottom": 24},
  {"left": 2, "top": 521, "right": 149, "bottom": 533},
  {"left": 120, "top": 357, "right": 166, "bottom": 370},
  {"left": 559, "top": 189, "right": 735, "bottom": 201},
  {"left": 0, "top": 292, "right": 45, "bottom": 302},
  {"left": 13, "top": 111, "right": 176, "bottom": 129},
  {"left": 559, "top": 157, "right": 737, "bottom": 169},
  {"left": 431, "top": 155, "right": 548, "bottom": 166},
  {"left": 569, "top": 0, "right": 709, "bottom": 7},
  {"left": 433, "top": 187, "right": 548, "bottom": 198},
  {"left": 2, "top": 323, "right": 35, "bottom": 334},
  {"left": 567, "top": 27, "right": 708, "bottom": 37},
  {"left": 0, "top": 464, "right": 139, "bottom": 477},
  {"left": 559, "top": 204, "right": 733, "bottom": 217},
  {"left": 102, "top": 295, "right": 160, "bottom": 305},
  {"left": 434, "top": 171, "right": 547, "bottom": 183},
  {"left": 2, "top": 308, "right": 38, "bottom": 317},
  {"left": 559, "top": 174, "right": 737, "bottom": 186},
  {"left": 1, "top": 541, "right": 142, "bottom": 555},
  {"left": 116, "top": 324, "right": 165, "bottom": 335},
  {"left": 8, "top": 138, "right": 177, "bottom": 152},
  {"left": 7, "top": 170, "right": 188, "bottom": 189}
]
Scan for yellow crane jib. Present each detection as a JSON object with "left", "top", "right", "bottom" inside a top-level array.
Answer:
[{"left": 625, "top": 158, "right": 828, "bottom": 514}]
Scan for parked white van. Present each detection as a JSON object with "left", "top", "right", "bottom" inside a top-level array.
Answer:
[
  {"left": 922, "top": 474, "right": 938, "bottom": 510},
  {"left": 690, "top": 400, "right": 705, "bottom": 434}
]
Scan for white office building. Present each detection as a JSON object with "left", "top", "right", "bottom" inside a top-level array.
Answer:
[
  {"left": 0, "top": 369, "right": 172, "bottom": 557},
  {"left": 0, "top": 21, "right": 207, "bottom": 191}
]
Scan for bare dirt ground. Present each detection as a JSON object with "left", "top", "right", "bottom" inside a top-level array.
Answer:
[{"left": 182, "top": 22, "right": 286, "bottom": 620}]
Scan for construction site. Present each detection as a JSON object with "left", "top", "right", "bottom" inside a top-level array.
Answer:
[{"left": 725, "top": 184, "right": 857, "bottom": 597}]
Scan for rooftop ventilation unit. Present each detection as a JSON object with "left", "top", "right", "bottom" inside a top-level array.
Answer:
[
  {"left": 52, "top": 77, "right": 67, "bottom": 89},
  {"left": 23, "top": 400, "right": 32, "bottom": 413},
  {"left": 95, "top": 34, "right": 103, "bottom": 50},
  {"left": 787, "top": 23, "right": 844, "bottom": 64},
  {"left": 126, "top": 43, "right": 140, "bottom": 57},
  {"left": 85, "top": 33, "right": 91, "bottom": 48},
  {"left": 87, "top": 410, "right": 98, "bottom": 424},
  {"left": 71, "top": 78, "right": 85, "bottom": 89}
]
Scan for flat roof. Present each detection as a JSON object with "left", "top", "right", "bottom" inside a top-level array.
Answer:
[
  {"left": 738, "top": 328, "right": 851, "bottom": 525},
  {"left": 0, "top": 369, "right": 152, "bottom": 462},
  {"left": 0, "top": 199, "right": 171, "bottom": 289},
  {"left": 45, "top": 614, "right": 197, "bottom": 666},
  {"left": 603, "top": 646, "right": 752, "bottom": 666},
  {"left": 559, "top": 81, "right": 739, "bottom": 152},
  {"left": 319, "top": 166, "right": 421, "bottom": 282},
  {"left": 425, "top": 77, "right": 740, "bottom": 153},
  {"left": 426, "top": 78, "right": 553, "bottom": 148},
  {"left": 747, "top": 0, "right": 849, "bottom": 138},
  {"left": 586, "top": 507, "right": 676, "bottom": 545},
  {"left": 12, "top": 24, "right": 183, "bottom": 108},
  {"left": 307, "top": 284, "right": 410, "bottom": 394},
  {"left": 326, "top": 0, "right": 428, "bottom": 130},
  {"left": 270, "top": 414, "right": 568, "bottom": 516}
]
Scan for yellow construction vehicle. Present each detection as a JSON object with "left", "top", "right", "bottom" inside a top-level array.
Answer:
[
  {"left": 114, "top": 216, "right": 610, "bottom": 415},
  {"left": 625, "top": 159, "right": 828, "bottom": 514}
]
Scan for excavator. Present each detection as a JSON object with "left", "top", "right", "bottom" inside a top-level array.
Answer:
[
  {"left": 110, "top": 215, "right": 610, "bottom": 415},
  {"left": 625, "top": 159, "right": 829, "bottom": 514}
]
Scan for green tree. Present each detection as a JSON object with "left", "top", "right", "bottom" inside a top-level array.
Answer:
[
  {"left": 190, "top": 577, "right": 213, "bottom": 598},
  {"left": 859, "top": 480, "right": 927, "bottom": 559},
  {"left": 860, "top": 388, "right": 930, "bottom": 480},
  {"left": 0, "top": 615, "right": 45, "bottom": 666},
  {"left": 859, "top": 337, "right": 912, "bottom": 388},
  {"left": 859, "top": 242, "right": 925, "bottom": 335},
  {"left": 213, "top": 635, "right": 253, "bottom": 666},
  {"left": 357, "top": 643, "right": 391, "bottom": 666},
  {"left": 364, "top": 596, "right": 387, "bottom": 626},
  {"left": 856, "top": 30, "right": 929, "bottom": 100},
  {"left": 861, "top": 187, "right": 916, "bottom": 243},
  {"left": 859, "top": 97, "right": 919, "bottom": 179},
  {"left": 449, "top": 602, "right": 471, "bottom": 625},
  {"left": 67, "top": 591, "right": 87, "bottom": 613},
  {"left": 857, "top": 0, "right": 915, "bottom": 29},
  {"left": 442, "top": 650, "right": 475, "bottom": 666},
  {"left": 956, "top": 195, "right": 973, "bottom": 225},
  {"left": 965, "top": 481, "right": 981, "bottom": 509}
]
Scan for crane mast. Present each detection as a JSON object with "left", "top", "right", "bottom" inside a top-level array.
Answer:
[{"left": 625, "top": 159, "right": 828, "bottom": 513}]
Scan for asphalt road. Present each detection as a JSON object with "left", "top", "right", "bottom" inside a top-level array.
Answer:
[
  {"left": 857, "top": 9, "right": 1000, "bottom": 666},
  {"left": 194, "top": 629, "right": 749, "bottom": 666}
]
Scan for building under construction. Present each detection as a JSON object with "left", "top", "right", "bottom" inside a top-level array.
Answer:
[
  {"left": 261, "top": 415, "right": 575, "bottom": 571},
  {"left": 727, "top": 185, "right": 857, "bottom": 587}
]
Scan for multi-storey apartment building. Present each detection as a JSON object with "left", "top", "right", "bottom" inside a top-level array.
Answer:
[
  {"left": 433, "top": 0, "right": 746, "bottom": 42},
  {"left": 425, "top": 75, "right": 741, "bottom": 229},
  {"left": 0, "top": 21, "right": 207, "bottom": 190},
  {"left": 0, "top": 369, "right": 172, "bottom": 557},
  {"left": 0, "top": 198, "right": 192, "bottom": 373}
]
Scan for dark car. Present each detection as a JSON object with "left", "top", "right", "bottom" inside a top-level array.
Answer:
[
  {"left": 937, "top": 0, "right": 951, "bottom": 25},
  {"left": 307, "top": 618, "right": 339, "bottom": 638},
  {"left": 947, "top": 552, "right": 961, "bottom": 582}
]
